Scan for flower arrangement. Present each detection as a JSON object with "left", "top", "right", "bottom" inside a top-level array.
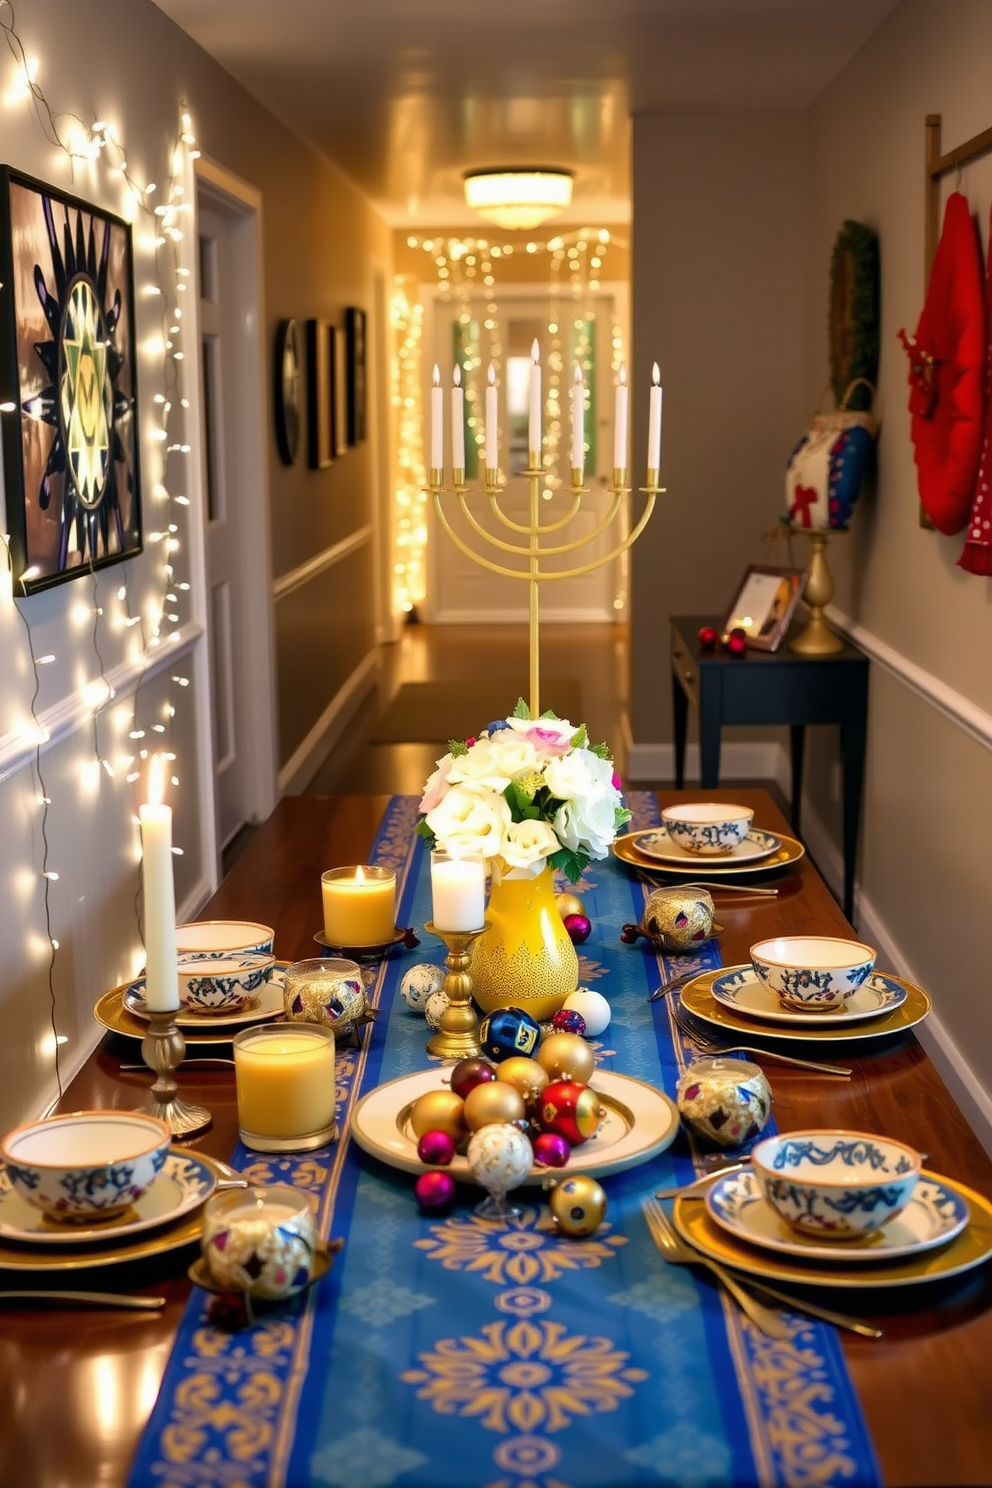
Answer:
[{"left": 417, "top": 700, "right": 630, "bottom": 883}]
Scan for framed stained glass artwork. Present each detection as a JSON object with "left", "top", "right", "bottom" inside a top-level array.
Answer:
[{"left": 0, "top": 167, "right": 142, "bottom": 595}]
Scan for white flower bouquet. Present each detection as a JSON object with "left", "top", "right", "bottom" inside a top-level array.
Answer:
[{"left": 417, "top": 700, "right": 631, "bottom": 883}]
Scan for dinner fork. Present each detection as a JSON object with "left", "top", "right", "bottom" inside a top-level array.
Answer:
[
  {"left": 671, "top": 1002, "right": 852, "bottom": 1077},
  {"left": 642, "top": 1198, "right": 789, "bottom": 1338}
]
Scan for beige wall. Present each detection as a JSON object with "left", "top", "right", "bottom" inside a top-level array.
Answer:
[{"left": 0, "top": 0, "right": 389, "bottom": 1129}]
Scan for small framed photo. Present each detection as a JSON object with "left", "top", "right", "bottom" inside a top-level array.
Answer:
[
  {"left": 345, "top": 306, "right": 366, "bottom": 444},
  {"left": 721, "top": 565, "right": 805, "bottom": 652},
  {"left": 305, "top": 318, "right": 332, "bottom": 469}
]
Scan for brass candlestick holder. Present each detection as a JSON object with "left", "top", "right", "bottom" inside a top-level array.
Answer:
[
  {"left": 790, "top": 529, "right": 846, "bottom": 656},
  {"left": 138, "top": 1012, "right": 212, "bottom": 1137},
  {"left": 424, "top": 920, "right": 488, "bottom": 1059},
  {"left": 430, "top": 459, "right": 660, "bottom": 716}
]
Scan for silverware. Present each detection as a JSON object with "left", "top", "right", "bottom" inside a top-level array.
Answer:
[
  {"left": 0, "top": 1290, "right": 166, "bottom": 1310},
  {"left": 216, "top": 1177, "right": 249, "bottom": 1190},
  {"left": 120, "top": 1058, "right": 236, "bottom": 1071},
  {"left": 642, "top": 1198, "right": 790, "bottom": 1339},
  {"left": 635, "top": 870, "right": 779, "bottom": 898},
  {"left": 648, "top": 971, "right": 697, "bottom": 1002},
  {"left": 655, "top": 1162, "right": 748, "bottom": 1198},
  {"left": 671, "top": 1004, "right": 852, "bottom": 1077}
]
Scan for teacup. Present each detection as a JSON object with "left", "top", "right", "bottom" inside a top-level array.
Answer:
[
  {"left": 176, "top": 920, "right": 275, "bottom": 960},
  {"left": 180, "top": 952, "right": 275, "bottom": 1013},
  {"left": 0, "top": 1110, "right": 171, "bottom": 1222},
  {"left": 660, "top": 802, "right": 754, "bottom": 855},
  {"left": 750, "top": 935, "right": 876, "bottom": 1011},
  {"left": 751, "top": 1129, "right": 922, "bottom": 1240}
]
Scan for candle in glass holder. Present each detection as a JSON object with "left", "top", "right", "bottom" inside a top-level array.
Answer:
[
  {"left": 321, "top": 866, "right": 396, "bottom": 948},
  {"left": 233, "top": 1023, "right": 336, "bottom": 1151},
  {"left": 431, "top": 850, "right": 485, "bottom": 932}
]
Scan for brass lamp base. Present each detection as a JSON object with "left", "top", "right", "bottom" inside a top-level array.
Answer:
[
  {"left": 790, "top": 530, "right": 845, "bottom": 656},
  {"left": 424, "top": 920, "right": 487, "bottom": 1060},
  {"left": 137, "top": 1011, "right": 212, "bottom": 1137}
]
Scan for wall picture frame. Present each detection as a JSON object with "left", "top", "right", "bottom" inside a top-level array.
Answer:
[
  {"left": 722, "top": 565, "right": 805, "bottom": 652},
  {"left": 274, "top": 318, "right": 302, "bottom": 465},
  {"left": 305, "top": 318, "right": 332, "bottom": 469},
  {"left": 332, "top": 325, "right": 348, "bottom": 457},
  {"left": 345, "top": 306, "right": 367, "bottom": 444},
  {"left": 0, "top": 166, "right": 142, "bottom": 595}
]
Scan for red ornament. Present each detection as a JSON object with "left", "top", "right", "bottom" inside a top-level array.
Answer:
[
  {"left": 414, "top": 1170, "right": 457, "bottom": 1214},
  {"left": 697, "top": 625, "right": 719, "bottom": 650},
  {"left": 723, "top": 627, "right": 747, "bottom": 657},
  {"left": 532, "top": 1131, "right": 570, "bottom": 1168},
  {"left": 417, "top": 1129, "right": 457, "bottom": 1166},
  {"left": 552, "top": 1008, "right": 587, "bottom": 1036},
  {"left": 449, "top": 1057, "right": 496, "bottom": 1099},
  {"left": 538, "top": 1080, "right": 604, "bottom": 1147},
  {"left": 562, "top": 913, "right": 591, "bottom": 945}
]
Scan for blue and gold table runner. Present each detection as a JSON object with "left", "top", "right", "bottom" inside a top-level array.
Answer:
[{"left": 129, "top": 794, "right": 879, "bottom": 1488}]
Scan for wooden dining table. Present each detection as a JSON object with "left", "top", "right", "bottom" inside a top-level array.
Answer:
[{"left": 1, "top": 787, "right": 991, "bottom": 1488}]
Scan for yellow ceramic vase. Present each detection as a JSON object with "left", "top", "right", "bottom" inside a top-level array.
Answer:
[{"left": 471, "top": 865, "right": 579, "bottom": 1023}]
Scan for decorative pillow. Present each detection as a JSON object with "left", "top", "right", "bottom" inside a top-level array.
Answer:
[
  {"left": 898, "top": 190, "right": 985, "bottom": 537},
  {"left": 785, "top": 380, "right": 878, "bottom": 530}
]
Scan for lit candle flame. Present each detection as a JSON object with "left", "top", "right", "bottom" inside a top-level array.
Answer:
[
  {"left": 432, "top": 364, "right": 440, "bottom": 388},
  {"left": 487, "top": 362, "right": 496, "bottom": 387},
  {"left": 574, "top": 364, "right": 583, "bottom": 385},
  {"left": 652, "top": 362, "right": 661, "bottom": 386},
  {"left": 618, "top": 364, "right": 627, "bottom": 387},
  {"left": 355, "top": 864, "right": 366, "bottom": 884},
  {"left": 454, "top": 364, "right": 462, "bottom": 387},
  {"left": 531, "top": 339, "right": 540, "bottom": 363}
]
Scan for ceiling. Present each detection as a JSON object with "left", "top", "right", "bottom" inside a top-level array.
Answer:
[{"left": 154, "top": 0, "right": 901, "bottom": 227}]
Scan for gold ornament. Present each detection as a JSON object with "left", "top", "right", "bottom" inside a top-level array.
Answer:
[
  {"left": 496, "top": 1057, "right": 550, "bottom": 1107},
  {"left": 409, "top": 1090, "right": 467, "bottom": 1142},
  {"left": 463, "top": 1080, "right": 527, "bottom": 1131},
  {"left": 555, "top": 891, "right": 585, "bottom": 921},
  {"left": 643, "top": 887, "right": 715, "bottom": 952},
  {"left": 536, "top": 1031, "right": 596, "bottom": 1085},
  {"left": 548, "top": 1174, "right": 608, "bottom": 1236}
]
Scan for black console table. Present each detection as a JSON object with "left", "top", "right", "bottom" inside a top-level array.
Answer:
[{"left": 670, "top": 615, "right": 869, "bottom": 921}]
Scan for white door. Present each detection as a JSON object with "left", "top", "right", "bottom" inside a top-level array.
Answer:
[
  {"left": 426, "top": 292, "right": 626, "bottom": 625},
  {"left": 195, "top": 174, "right": 276, "bottom": 849}
]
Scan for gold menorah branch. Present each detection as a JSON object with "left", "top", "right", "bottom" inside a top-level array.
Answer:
[{"left": 430, "top": 462, "right": 662, "bottom": 718}]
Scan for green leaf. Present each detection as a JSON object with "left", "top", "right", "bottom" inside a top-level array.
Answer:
[
  {"left": 571, "top": 723, "right": 589, "bottom": 749},
  {"left": 589, "top": 741, "right": 611, "bottom": 760},
  {"left": 614, "top": 806, "right": 632, "bottom": 829},
  {"left": 511, "top": 697, "right": 531, "bottom": 720},
  {"left": 415, "top": 819, "right": 436, "bottom": 849},
  {"left": 548, "top": 845, "right": 587, "bottom": 884},
  {"left": 538, "top": 708, "right": 561, "bottom": 720},
  {"left": 448, "top": 738, "right": 469, "bottom": 757}
]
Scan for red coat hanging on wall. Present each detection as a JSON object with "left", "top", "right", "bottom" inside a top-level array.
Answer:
[
  {"left": 959, "top": 203, "right": 992, "bottom": 574},
  {"left": 898, "top": 190, "right": 986, "bottom": 536}
]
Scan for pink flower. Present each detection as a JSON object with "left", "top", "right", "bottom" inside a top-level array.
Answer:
[{"left": 419, "top": 754, "right": 453, "bottom": 814}]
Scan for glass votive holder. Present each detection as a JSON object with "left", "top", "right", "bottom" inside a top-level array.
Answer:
[
  {"left": 200, "top": 1185, "right": 317, "bottom": 1301},
  {"left": 283, "top": 957, "right": 365, "bottom": 1032},
  {"left": 233, "top": 1022, "right": 336, "bottom": 1152},
  {"left": 676, "top": 1056, "right": 773, "bottom": 1149},
  {"left": 430, "top": 849, "right": 486, "bottom": 932},
  {"left": 321, "top": 865, "right": 396, "bottom": 948}
]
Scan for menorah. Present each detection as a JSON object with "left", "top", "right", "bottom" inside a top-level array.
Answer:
[{"left": 428, "top": 351, "right": 663, "bottom": 714}]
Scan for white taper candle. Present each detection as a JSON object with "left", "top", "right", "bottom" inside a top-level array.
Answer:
[
  {"left": 529, "top": 339, "right": 541, "bottom": 460},
  {"left": 571, "top": 364, "right": 584, "bottom": 474},
  {"left": 614, "top": 364, "right": 628, "bottom": 471},
  {"left": 451, "top": 365, "right": 465, "bottom": 472},
  {"left": 485, "top": 363, "right": 498, "bottom": 473},
  {"left": 139, "top": 755, "right": 180, "bottom": 1013},
  {"left": 648, "top": 362, "right": 663, "bottom": 473},
  {"left": 430, "top": 364, "right": 443, "bottom": 472}
]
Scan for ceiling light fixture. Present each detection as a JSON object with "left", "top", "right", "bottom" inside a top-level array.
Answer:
[{"left": 463, "top": 168, "right": 573, "bottom": 230}]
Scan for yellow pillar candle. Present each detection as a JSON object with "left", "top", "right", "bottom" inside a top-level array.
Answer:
[
  {"left": 321, "top": 865, "right": 396, "bottom": 948},
  {"left": 232, "top": 1024, "right": 336, "bottom": 1152}
]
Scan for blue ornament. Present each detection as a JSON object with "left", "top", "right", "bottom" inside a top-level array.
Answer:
[
  {"left": 552, "top": 1008, "right": 587, "bottom": 1036},
  {"left": 478, "top": 1006, "right": 541, "bottom": 1062},
  {"left": 485, "top": 718, "right": 511, "bottom": 734}
]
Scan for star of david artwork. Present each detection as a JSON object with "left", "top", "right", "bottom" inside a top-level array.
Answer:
[{"left": 0, "top": 167, "right": 142, "bottom": 594}]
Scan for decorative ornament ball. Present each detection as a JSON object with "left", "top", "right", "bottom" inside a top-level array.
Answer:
[
  {"left": 496, "top": 1056, "right": 549, "bottom": 1107},
  {"left": 724, "top": 626, "right": 747, "bottom": 658},
  {"left": 676, "top": 1057, "right": 773, "bottom": 1148},
  {"left": 555, "top": 892, "right": 585, "bottom": 921},
  {"left": 410, "top": 1089, "right": 466, "bottom": 1143},
  {"left": 562, "top": 913, "right": 592, "bottom": 945},
  {"left": 536, "top": 1030, "right": 596, "bottom": 1086},
  {"left": 449, "top": 1057, "right": 497, "bottom": 1100},
  {"left": 414, "top": 1169, "right": 457, "bottom": 1215},
  {"left": 463, "top": 1080, "right": 526, "bottom": 1131},
  {"left": 548, "top": 1175, "right": 608, "bottom": 1236},
  {"left": 424, "top": 988, "right": 450, "bottom": 1031},
  {"left": 551, "top": 1008, "right": 587, "bottom": 1037},
  {"left": 562, "top": 988, "right": 611, "bottom": 1038},
  {"left": 478, "top": 1006, "right": 541, "bottom": 1062},
  {"left": 698, "top": 625, "right": 720, "bottom": 651},
  {"left": 400, "top": 962, "right": 446, "bottom": 1012},
  {"left": 532, "top": 1131, "right": 570, "bottom": 1168},
  {"left": 416, "top": 1129, "right": 457, "bottom": 1166},
  {"left": 643, "top": 887, "right": 715, "bottom": 952},
  {"left": 538, "top": 1080, "right": 603, "bottom": 1146},
  {"left": 466, "top": 1122, "right": 533, "bottom": 1196}
]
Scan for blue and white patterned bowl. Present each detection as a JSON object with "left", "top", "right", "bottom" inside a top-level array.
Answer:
[
  {"left": 749, "top": 935, "right": 876, "bottom": 1011},
  {"left": 176, "top": 920, "right": 275, "bottom": 960},
  {"left": 751, "top": 1129, "right": 922, "bottom": 1240},
  {"left": 0, "top": 1110, "right": 171, "bottom": 1222},
  {"left": 180, "top": 952, "right": 275, "bottom": 1013},
  {"left": 660, "top": 802, "right": 754, "bottom": 855}
]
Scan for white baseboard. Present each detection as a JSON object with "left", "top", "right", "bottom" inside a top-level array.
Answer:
[
  {"left": 796, "top": 767, "right": 992, "bottom": 1160},
  {"left": 625, "top": 740, "right": 781, "bottom": 784},
  {"left": 278, "top": 652, "right": 378, "bottom": 797}
]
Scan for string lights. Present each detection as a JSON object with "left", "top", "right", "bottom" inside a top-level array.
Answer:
[
  {"left": 395, "top": 228, "right": 628, "bottom": 613},
  {"left": 0, "top": 1, "right": 199, "bottom": 1099}
]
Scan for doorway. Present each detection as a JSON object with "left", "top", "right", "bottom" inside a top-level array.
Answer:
[
  {"left": 425, "top": 289, "right": 628, "bottom": 626},
  {"left": 193, "top": 161, "right": 277, "bottom": 854}
]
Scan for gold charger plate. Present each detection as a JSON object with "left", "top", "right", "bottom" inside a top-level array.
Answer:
[
  {"left": 95, "top": 963, "right": 290, "bottom": 1045},
  {"left": 351, "top": 1067, "right": 679, "bottom": 1184},
  {"left": 613, "top": 830, "right": 805, "bottom": 878},
  {"left": 674, "top": 1171, "right": 992, "bottom": 1289},
  {"left": 0, "top": 1152, "right": 230, "bottom": 1273},
  {"left": 679, "top": 968, "right": 931, "bottom": 1043}
]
